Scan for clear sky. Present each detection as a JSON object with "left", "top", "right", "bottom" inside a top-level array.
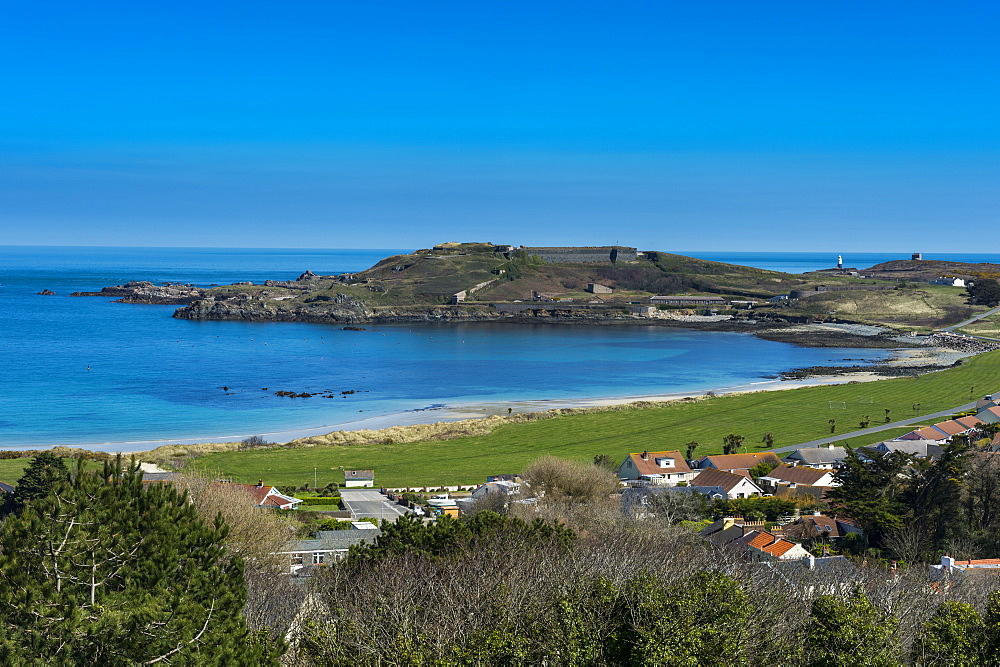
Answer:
[{"left": 2, "top": 1, "right": 997, "bottom": 250}]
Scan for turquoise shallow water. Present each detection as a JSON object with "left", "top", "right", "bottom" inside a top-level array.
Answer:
[{"left": 4, "top": 246, "right": 985, "bottom": 449}]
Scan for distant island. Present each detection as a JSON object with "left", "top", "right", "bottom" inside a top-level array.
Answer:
[{"left": 72, "top": 242, "right": 1000, "bottom": 349}]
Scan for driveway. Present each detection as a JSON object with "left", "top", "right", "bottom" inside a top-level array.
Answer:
[{"left": 340, "top": 489, "right": 411, "bottom": 522}]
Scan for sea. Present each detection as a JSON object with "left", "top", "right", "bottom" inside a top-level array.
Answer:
[{"left": 2, "top": 247, "right": 997, "bottom": 451}]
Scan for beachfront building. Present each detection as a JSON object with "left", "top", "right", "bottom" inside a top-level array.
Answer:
[{"left": 616, "top": 450, "right": 693, "bottom": 486}]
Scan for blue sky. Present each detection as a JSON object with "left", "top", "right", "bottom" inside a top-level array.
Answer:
[{"left": 2, "top": 1, "right": 997, "bottom": 250}]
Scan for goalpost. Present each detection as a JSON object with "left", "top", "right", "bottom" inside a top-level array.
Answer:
[{"left": 828, "top": 401, "right": 847, "bottom": 410}]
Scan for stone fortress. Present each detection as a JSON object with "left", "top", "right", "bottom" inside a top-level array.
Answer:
[{"left": 495, "top": 245, "right": 639, "bottom": 263}]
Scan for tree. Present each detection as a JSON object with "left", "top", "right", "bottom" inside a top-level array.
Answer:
[
  {"left": 829, "top": 419, "right": 837, "bottom": 433},
  {"left": 761, "top": 432, "right": 775, "bottom": 448},
  {"left": 722, "top": 434, "right": 745, "bottom": 455},
  {"left": 749, "top": 460, "right": 778, "bottom": 480},
  {"left": 0, "top": 457, "right": 278, "bottom": 663},
  {"left": 685, "top": 441, "right": 699, "bottom": 460},
  {"left": 859, "top": 415, "right": 871, "bottom": 429},
  {"left": 910, "top": 601, "right": 984, "bottom": 666},
  {"left": 902, "top": 441, "right": 970, "bottom": 554},
  {"left": 827, "top": 448, "right": 911, "bottom": 548},
  {"left": 592, "top": 454, "right": 614, "bottom": 470},
  {"left": 804, "top": 586, "right": 900, "bottom": 666},
  {"left": 3, "top": 451, "right": 67, "bottom": 514},
  {"left": 968, "top": 278, "right": 1000, "bottom": 307}
]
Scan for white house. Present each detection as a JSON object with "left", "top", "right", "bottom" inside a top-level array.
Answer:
[
  {"left": 616, "top": 451, "right": 694, "bottom": 486},
  {"left": 758, "top": 464, "right": 838, "bottom": 489},
  {"left": 688, "top": 468, "right": 762, "bottom": 500},
  {"left": 344, "top": 470, "right": 375, "bottom": 488}
]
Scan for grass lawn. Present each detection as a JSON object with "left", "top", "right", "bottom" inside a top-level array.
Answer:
[
  {"left": 192, "top": 350, "right": 1000, "bottom": 488},
  {"left": 0, "top": 459, "right": 31, "bottom": 484}
]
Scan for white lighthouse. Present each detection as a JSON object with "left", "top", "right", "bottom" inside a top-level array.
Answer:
[{"left": 837, "top": 255, "right": 843, "bottom": 269}]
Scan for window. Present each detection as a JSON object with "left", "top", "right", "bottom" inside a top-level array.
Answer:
[
  {"left": 291, "top": 554, "right": 303, "bottom": 566},
  {"left": 313, "top": 552, "right": 325, "bottom": 565}
]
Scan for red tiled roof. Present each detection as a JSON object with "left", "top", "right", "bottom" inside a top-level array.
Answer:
[
  {"left": 954, "top": 415, "right": 983, "bottom": 430},
  {"left": 762, "top": 539, "right": 799, "bottom": 557},
  {"left": 746, "top": 532, "right": 776, "bottom": 549},
  {"left": 912, "top": 426, "right": 948, "bottom": 441},
  {"left": 699, "top": 452, "right": 781, "bottom": 472},
  {"left": 624, "top": 451, "right": 692, "bottom": 477},
  {"left": 932, "top": 420, "right": 971, "bottom": 436},
  {"left": 762, "top": 464, "right": 832, "bottom": 486}
]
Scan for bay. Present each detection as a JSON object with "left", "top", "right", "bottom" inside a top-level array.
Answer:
[{"left": 0, "top": 246, "right": 949, "bottom": 450}]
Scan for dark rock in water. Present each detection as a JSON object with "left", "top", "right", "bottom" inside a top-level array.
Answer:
[
  {"left": 37, "top": 289, "right": 56, "bottom": 295},
  {"left": 71, "top": 280, "right": 208, "bottom": 304},
  {"left": 342, "top": 326, "right": 367, "bottom": 331}
]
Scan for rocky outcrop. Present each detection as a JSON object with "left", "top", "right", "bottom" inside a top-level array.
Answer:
[
  {"left": 71, "top": 281, "right": 209, "bottom": 304},
  {"left": 37, "top": 289, "right": 56, "bottom": 295}
]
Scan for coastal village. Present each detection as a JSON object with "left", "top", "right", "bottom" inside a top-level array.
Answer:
[{"left": 7, "top": 246, "right": 1000, "bottom": 662}]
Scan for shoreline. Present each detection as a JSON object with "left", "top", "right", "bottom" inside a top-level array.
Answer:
[
  {"left": 2, "top": 326, "right": 984, "bottom": 455},
  {"left": 0, "top": 361, "right": 948, "bottom": 455}
]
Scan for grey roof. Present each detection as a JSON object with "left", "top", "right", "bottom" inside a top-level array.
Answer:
[
  {"left": 783, "top": 447, "right": 847, "bottom": 465},
  {"left": 287, "top": 530, "right": 380, "bottom": 552},
  {"left": 0, "top": 481, "right": 14, "bottom": 494},
  {"left": 344, "top": 469, "right": 375, "bottom": 480},
  {"left": 869, "top": 441, "right": 944, "bottom": 458}
]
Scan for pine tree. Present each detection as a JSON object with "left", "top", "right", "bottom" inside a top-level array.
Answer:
[
  {"left": 3, "top": 451, "right": 67, "bottom": 514},
  {"left": 0, "top": 456, "right": 279, "bottom": 664}
]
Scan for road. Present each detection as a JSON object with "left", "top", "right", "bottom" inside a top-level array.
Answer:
[
  {"left": 340, "top": 489, "right": 411, "bottom": 522},
  {"left": 939, "top": 304, "right": 1000, "bottom": 338},
  {"left": 774, "top": 392, "right": 997, "bottom": 453}
]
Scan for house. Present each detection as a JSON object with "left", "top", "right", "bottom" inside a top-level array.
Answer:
[
  {"left": 456, "top": 480, "right": 520, "bottom": 512},
  {"left": 278, "top": 524, "right": 382, "bottom": 574},
  {"left": 695, "top": 452, "right": 782, "bottom": 476},
  {"left": 978, "top": 406, "right": 1000, "bottom": 425},
  {"left": 783, "top": 513, "right": 862, "bottom": 544},
  {"left": 228, "top": 481, "right": 304, "bottom": 509},
  {"left": 344, "top": 470, "right": 375, "bottom": 488},
  {"left": 930, "top": 277, "right": 966, "bottom": 287},
  {"left": 899, "top": 417, "right": 982, "bottom": 443},
  {"left": 864, "top": 440, "right": 944, "bottom": 460},
  {"left": 649, "top": 295, "right": 727, "bottom": 306},
  {"left": 732, "top": 530, "right": 811, "bottom": 561},
  {"left": 781, "top": 445, "right": 847, "bottom": 470},
  {"left": 688, "top": 468, "right": 762, "bottom": 499},
  {"left": 758, "top": 464, "right": 838, "bottom": 490},
  {"left": 585, "top": 283, "right": 613, "bottom": 294},
  {"left": 616, "top": 450, "right": 694, "bottom": 486},
  {"left": 931, "top": 554, "right": 1000, "bottom": 579}
]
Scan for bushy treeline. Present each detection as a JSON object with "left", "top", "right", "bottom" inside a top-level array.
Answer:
[{"left": 289, "top": 509, "right": 1000, "bottom": 666}]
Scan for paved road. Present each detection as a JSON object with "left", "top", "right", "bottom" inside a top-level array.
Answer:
[
  {"left": 774, "top": 392, "right": 997, "bottom": 453},
  {"left": 340, "top": 489, "right": 411, "bottom": 522},
  {"left": 939, "top": 304, "right": 1000, "bottom": 341}
]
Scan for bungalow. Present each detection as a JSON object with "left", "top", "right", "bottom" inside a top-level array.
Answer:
[
  {"left": 278, "top": 524, "right": 381, "bottom": 574},
  {"left": 781, "top": 445, "right": 847, "bottom": 470},
  {"left": 228, "top": 481, "right": 303, "bottom": 509},
  {"left": 735, "top": 530, "right": 811, "bottom": 561},
  {"left": 979, "top": 406, "right": 1000, "bottom": 425},
  {"left": 616, "top": 450, "right": 694, "bottom": 486},
  {"left": 344, "top": 469, "right": 375, "bottom": 488},
  {"left": 758, "top": 464, "right": 838, "bottom": 490},
  {"left": 864, "top": 440, "right": 944, "bottom": 460},
  {"left": 695, "top": 452, "right": 782, "bottom": 476},
  {"left": 899, "top": 416, "right": 983, "bottom": 443},
  {"left": 783, "top": 513, "right": 862, "bottom": 544},
  {"left": 688, "top": 468, "right": 762, "bottom": 499},
  {"left": 929, "top": 277, "right": 966, "bottom": 287}
]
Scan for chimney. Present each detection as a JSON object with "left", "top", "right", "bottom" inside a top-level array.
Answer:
[
  {"left": 804, "top": 553, "right": 815, "bottom": 570},
  {"left": 813, "top": 510, "right": 822, "bottom": 517},
  {"left": 641, "top": 451, "right": 649, "bottom": 461},
  {"left": 941, "top": 554, "right": 955, "bottom": 571},
  {"left": 257, "top": 479, "right": 263, "bottom": 488}
]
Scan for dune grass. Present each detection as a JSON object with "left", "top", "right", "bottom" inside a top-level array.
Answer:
[{"left": 188, "top": 351, "right": 1000, "bottom": 488}]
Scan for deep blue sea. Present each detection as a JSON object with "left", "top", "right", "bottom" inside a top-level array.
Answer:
[{"left": 1, "top": 247, "right": 996, "bottom": 450}]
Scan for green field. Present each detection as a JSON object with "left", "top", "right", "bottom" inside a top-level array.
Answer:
[
  {"left": 0, "top": 459, "right": 31, "bottom": 484},
  {"left": 187, "top": 351, "right": 1000, "bottom": 488}
]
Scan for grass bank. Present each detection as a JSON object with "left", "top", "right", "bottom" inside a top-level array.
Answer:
[{"left": 185, "top": 350, "right": 1000, "bottom": 488}]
